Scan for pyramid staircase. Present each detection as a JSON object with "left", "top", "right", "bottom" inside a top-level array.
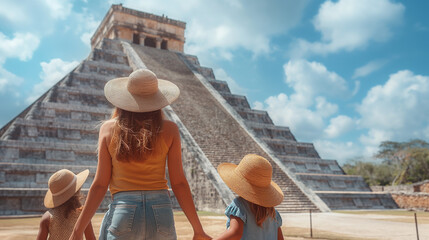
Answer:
[
  {"left": 177, "top": 53, "right": 397, "bottom": 210},
  {"left": 0, "top": 38, "right": 396, "bottom": 215}
]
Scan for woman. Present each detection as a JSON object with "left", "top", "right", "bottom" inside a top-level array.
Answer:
[{"left": 70, "top": 69, "right": 211, "bottom": 240}]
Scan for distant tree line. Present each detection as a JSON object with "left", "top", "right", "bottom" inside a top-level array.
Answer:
[{"left": 342, "top": 139, "right": 429, "bottom": 186}]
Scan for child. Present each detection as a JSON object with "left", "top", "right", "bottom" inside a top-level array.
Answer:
[
  {"left": 37, "top": 169, "right": 95, "bottom": 240},
  {"left": 215, "top": 154, "right": 284, "bottom": 240}
]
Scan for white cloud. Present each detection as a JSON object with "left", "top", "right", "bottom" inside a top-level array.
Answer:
[
  {"left": 324, "top": 115, "right": 354, "bottom": 139},
  {"left": 357, "top": 70, "right": 429, "bottom": 155},
  {"left": 284, "top": 59, "right": 350, "bottom": 101},
  {"left": 71, "top": 10, "right": 101, "bottom": 47},
  {"left": 353, "top": 59, "right": 389, "bottom": 79},
  {"left": 291, "top": 0, "right": 404, "bottom": 57},
  {"left": 44, "top": 0, "right": 73, "bottom": 20},
  {"left": 213, "top": 68, "right": 246, "bottom": 95},
  {"left": 0, "top": 0, "right": 74, "bottom": 33},
  {"left": 314, "top": 140, "right": 361, "bottom": 163},
  {"left": 0, "top": 66, "right": 23, "bottom": 93},
  {"left": 116, "top": 0, "right": 309, "bottom": 61},
  {"left": 255, "top": 59, "right": 357, "bottom": 141},
  {"left": 26, "top": 58, "right": 79, "bottom": 103},
  {"left": 263, "top": 93, "right": 326, "bottom": 140},
  {"left": 0, "top": 32, "right": 40, "bottom": 62}
]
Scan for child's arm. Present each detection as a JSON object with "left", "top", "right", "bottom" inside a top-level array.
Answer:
[
  {"left": 36, "top": 211, "right": 50, "bottom": 240},
  {"left": 84, "top": 221, "right": 96, "bottom": 240},
  {"left": 214, "top": 216, "right": 244, "bottom": 240},
  {"left": 166, "top": 122, "right": 211, "bottom": 240},
  {"left": 278, "top": 227, "right": 284, "bottom": 240}
]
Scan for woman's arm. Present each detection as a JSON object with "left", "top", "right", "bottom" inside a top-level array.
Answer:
[
  {"left": 278, "top": 227, "right": 284, "bottom": 240},
  {"left": 84, "top": 221, "right": 96, "bottom": 240},
  {"left": 166, "top": 122, "right": 211, "bottom": 240},
  {"left": 36, "top": 211, "right": 50, "bottom": 240},
  {"left": 213, "top": 216, "right": 244, "bottom": 240},
  {"left": 69, "top": 122, "right": 113, "bottom": 240}
]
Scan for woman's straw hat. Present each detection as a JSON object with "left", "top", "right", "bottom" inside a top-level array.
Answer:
[
  {"left": 44, "top": 169, "right": 89, "bottom": 208},
  {"left": 104, "top": 68, "right": 180, "bottom": 113},
  {"left": 217, "top": 154, "right": 284, "bottom": 207}
]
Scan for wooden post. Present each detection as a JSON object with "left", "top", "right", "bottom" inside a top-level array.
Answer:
[
  {"left": 310, "top": 209, "right": 313, "bottom": 238},
  {"left": 414, "top": 212, "right": 419, "bottom": 240}
]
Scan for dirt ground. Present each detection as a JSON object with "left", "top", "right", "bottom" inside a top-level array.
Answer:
[{"left": 0, "top": 210, "right": 428, "bottom": 239}]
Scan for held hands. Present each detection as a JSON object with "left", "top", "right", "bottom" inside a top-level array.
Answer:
[{"left": 193, "top": 232, "right": 212, "bottom": 240}]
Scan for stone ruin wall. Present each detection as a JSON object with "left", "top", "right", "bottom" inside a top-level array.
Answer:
[{"left": 371, "top": 181, "right": 429, "bottom": 211}]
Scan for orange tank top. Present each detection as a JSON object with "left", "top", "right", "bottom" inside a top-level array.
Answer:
[{"left": 108, "top": 135, "right": 169, "bottom": 195}]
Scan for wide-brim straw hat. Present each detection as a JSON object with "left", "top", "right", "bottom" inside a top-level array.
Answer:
[
  {"left": 217, "top": 154, "right": 284, "bottom": 207},
  {"left": 44, "top": 169, "right": 89, "bottom": 208},
  {"left": 104, "top": 68, "right": 180, "bottom": 112}
]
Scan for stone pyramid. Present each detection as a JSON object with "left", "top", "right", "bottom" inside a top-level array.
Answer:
[{"left": 0, "top": 4, "right": 397, "bottom": 215}]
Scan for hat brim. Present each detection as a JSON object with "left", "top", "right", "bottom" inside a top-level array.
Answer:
[
  {"left": 104, "top": 77, "right": 180, "bottom": 112},
  {"left": 44, "top": 169, "right": 89, "bottom": 208},
  {"left": 218, "top": 163, "right": 284, "bottom": 207}
]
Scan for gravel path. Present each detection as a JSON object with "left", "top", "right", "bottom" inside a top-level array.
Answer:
[{"left": 282, "top": 212, "right": 428, "bottom": 240}]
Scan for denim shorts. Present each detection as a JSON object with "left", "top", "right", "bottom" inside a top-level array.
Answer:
[{"left": 99, "top": 190, "right": 177, "bottom": 240}]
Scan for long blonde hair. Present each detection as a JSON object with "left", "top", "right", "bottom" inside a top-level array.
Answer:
[
  {"left": 110, "top": 108, "right": 163, "bottom": 162},
  {"left": 245, "top": 198, "right": 276, "bottom": 227}
]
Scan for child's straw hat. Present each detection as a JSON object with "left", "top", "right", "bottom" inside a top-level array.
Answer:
[
  {"left": 217, "top": 154, "right": 284, "bottom": 207},
  {"left": 44, "top": 169, "right": 89, "bottom": 208},
  {"left": 104, "top": 68, "right": 180, "bottom": 113}
]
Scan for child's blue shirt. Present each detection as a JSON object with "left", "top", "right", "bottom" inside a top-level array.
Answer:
[{"left": 225, "top": 197, "right": 282, "bottom": 240}]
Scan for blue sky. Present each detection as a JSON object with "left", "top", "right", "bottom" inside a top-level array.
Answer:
[{"left": 1, "top": 0, "right": 428, "bottom": 164}]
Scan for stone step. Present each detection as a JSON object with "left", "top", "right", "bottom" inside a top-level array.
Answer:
[
  {"left": 78, "top": 59, "right": 132, "bottom": 77},
  {"left": 0, "top": 162, "right": 96, "bottom": 188},
  {"left": 245, "top": 122, "right": 296, "bottom": 141},
  {"left": 32, "top": 102, "right": 112, "bottom": 122},
  {"left": 235, "top": 108, "right": 274, "bottom": 124},
  {"left": 296, "top": 173, "right": 371, "bottom": 192},
  {"left": 66, "top": 72, "right": 110, "bottom": 89},
  {"left": 279, "top": 156, "right": 344, "bottom": 174},
  {"left": 314, "top": 191, "right": 398, "bottom": 210},
  {"left": 0, "top": 188, "right": 111, "bottom": 216},
  {"left": 2, "top": 118, "right": 99, "bottom": 143},
  {"left": 196, "top": 66, "right": 215, "bottom": 80},
  {"left": 90, "top": 48, "right": 129, "bottom": 65},
  {"left": 99, "top": 38, "right": 126, "bottom": 52},
  {"left": 219, "top": 92, "right": 250, "bottom": 109},
  {"left": 53, "top": 86, "right": 109, "bottom": 107},
  {"left": 208, "top": 79, "right": 231, "bottom": 93},
  {"left": 0, "top": 139, "right": 97, "bottom": 165}
]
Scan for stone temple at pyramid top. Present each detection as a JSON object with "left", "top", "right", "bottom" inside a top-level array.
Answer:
[{"left": 91, "top": 4, "right": 186, "bottom": 52}]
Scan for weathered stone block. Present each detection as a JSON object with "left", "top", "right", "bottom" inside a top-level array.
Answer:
[
  {"left": 27, "top": 127, "right": 38, "bottom": 137},
  {"left": 58, "top": 129, "right": 81, "bottom": 140},
  {"left": 0, "top": 171, "right": 5, "bottom": 182},
  {"left": 46, "top": 150, "right": 75, "bottom": 161},
  {"left": 0, "top": 147, "right": 19, "bottom": 160},
  {"left": 36, "top": 173, "right": 50, "bottom": 184},
  {"left": 22, "top": 197, "right": 44, "bottom": 211}
]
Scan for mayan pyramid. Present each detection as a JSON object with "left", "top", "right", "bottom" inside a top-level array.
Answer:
[{"left": 0, "top": 4, "right": 397, "bottom": 215}]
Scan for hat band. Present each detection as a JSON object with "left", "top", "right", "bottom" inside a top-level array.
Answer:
[{"left": 51, "top": 175, "right": 77, "bottom": 196}]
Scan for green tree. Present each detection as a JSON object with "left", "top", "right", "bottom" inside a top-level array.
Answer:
[{"left": 375, "top": 139, "right": 429, "bottom": 185}]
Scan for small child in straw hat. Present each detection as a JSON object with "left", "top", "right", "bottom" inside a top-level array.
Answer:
[
  {"left": 36, "top": 169, "right": 95, "bottom": 240},
  {"left": 214, "top": 154, "right": 284, "bottom": 240}
]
